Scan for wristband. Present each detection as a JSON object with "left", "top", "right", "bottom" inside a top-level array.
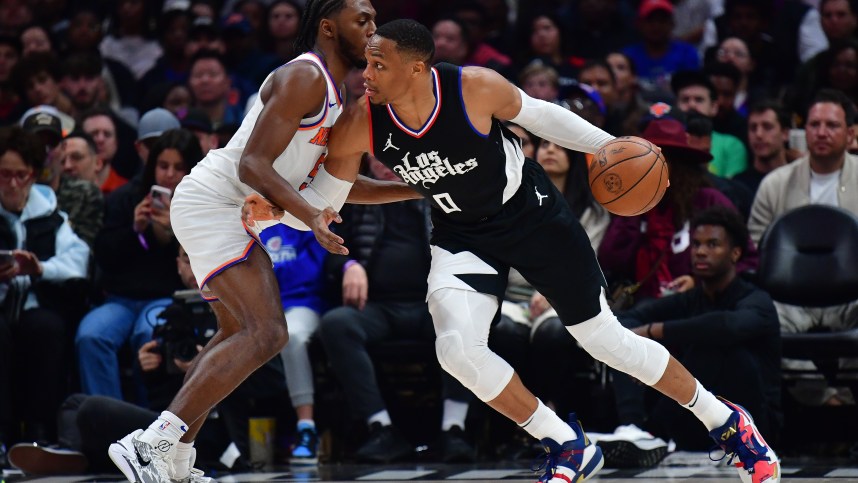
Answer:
[
  {"left": 343, "top": 260, "right": 358, "bottom": 273},
  {"left": 646, "top": 324, "right": 654, "bottom": 338}
]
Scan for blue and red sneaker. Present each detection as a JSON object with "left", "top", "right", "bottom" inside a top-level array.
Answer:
[
  {"left": 709, "top": 398, "right": 780, "bottom": 483},
  {"left": 532, "top": 413, "right": 604, "bottom": 483}
]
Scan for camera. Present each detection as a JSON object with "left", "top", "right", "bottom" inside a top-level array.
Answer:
[{"left": 152, "top": 289, "right": 217, "bottom": 374}]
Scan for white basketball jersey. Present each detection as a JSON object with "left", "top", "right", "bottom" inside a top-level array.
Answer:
[{"left": 188, "top": 52, "right": 343, "bottom": 202}]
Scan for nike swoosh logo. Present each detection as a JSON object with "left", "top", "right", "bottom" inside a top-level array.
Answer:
[
  {"left": 329, "top": 102, "right": 337, "bottom": 108},
  {"left": 180, "top": 425, "right": 188, "bottom": 432},
  {"left": 135, "top": 447, "right": 150, "bottom": 467}
]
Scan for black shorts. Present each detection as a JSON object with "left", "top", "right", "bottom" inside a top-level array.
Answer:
[{"left": 428, "top": 159, "right": 607, "bottom": 326}]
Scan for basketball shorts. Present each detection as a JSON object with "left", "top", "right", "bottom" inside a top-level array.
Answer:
[
  {"left": 428, "top": 158, "right": 608, "bottom": 326},
  {"left": 170, "top": 171, "right": 262, "bottom": 300}
]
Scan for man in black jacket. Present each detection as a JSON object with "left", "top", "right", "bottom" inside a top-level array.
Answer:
[{"left": 598, "top": 206, "right": 781, "bottom": 464}]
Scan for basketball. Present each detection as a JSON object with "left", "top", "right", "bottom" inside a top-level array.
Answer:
[{"left": 588, "top": 136, "right": 669, "bottom": 217}]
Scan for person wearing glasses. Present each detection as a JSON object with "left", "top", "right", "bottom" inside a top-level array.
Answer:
[{"left": 0, "top": 125, "right": 89, "bottom": 455}]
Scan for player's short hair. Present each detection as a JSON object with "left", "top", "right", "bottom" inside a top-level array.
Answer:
[
  {"left": 691, "top": 205, "right": 748, "bottom": 259},
  {"left": 375, "top": 19, "right": 435, "bottom": 63},
  {"left": 294, "top": 0, "right": 347, "bottom": 54}
]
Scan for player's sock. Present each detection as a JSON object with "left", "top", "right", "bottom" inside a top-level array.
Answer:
[
  {"left": 140, "top": 411, "right": 188, "bottom": 445},
  {"left": 441, "top": 399, "right": 469, "bottom": 431},
  {"left": 682, "top": 380, "right": 733, "bottom": 431},
  {"left": 519, "top": 398, "right": 577, "bottom": 442},
  {"left": 173, "top": 441, "right": 194, "bottom": 479}
]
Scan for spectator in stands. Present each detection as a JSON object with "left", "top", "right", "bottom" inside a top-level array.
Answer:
[
  {"left": 790, "top": 39, "right": 858, "bottom": 123},
  {"left": 179, "top": 107, "right": 219, "bottom": 154},
  {"left": 578, "top": 60, "right": 630, "bottom": 135},
  {"left": 713, "top": 37, "right": 765, "bottom": 117},
  {"left": 734, "top": 100, "right": 791, "bottom": 198},
  {"left": 257, "top": 223, "right": 327, "bottom": 464},
  {"left": 19, "top": 25, "right": 53, "bottom": 58},
  {"left": 565, "top": 0, "right": 636, "bottom": 63},
  {"left": 518, "top": 62, "right": 562, "bottom": 105},
  {"left": 820, "top": 0, "right": 858, "bottom": 44},
  {"left": 451, "top": 1, "right": 512, "bottom": 72},
  {"left": 75, "top": 129, "right": 201, "bottom": 404},
  {"left": 221, "top": 12, "right": 279, "bottom": 89},
  {"left": 705, "top": 61, "right": 749, "bottom": 144},
  {"left": 599, "top": 206, "right": 780, "bottom": 459},
  {"left": 135, "top": 108, "right": 181, "bottom": 175},
  {"left": 186, "top": 16, "right": 226, "bottom": 59},
  {"left": 0, "top": 1, "right": 33, "bottom": 35},
  {"left": 0, "top": 35, "right": 25, "bottom": 125},
  {"left": 599, "top": 117, "right": 757, "bottom": 302},
  {"left": 139, "top": 6, "right": 193, "bottom": 96},
  {"left": 748, "top": 89, "right": 858, "bottom": 335},
  {"left": 606, "top": 51, "right": 651, "bottom": 136},
  {"left": 521, "top": 12, "right": 578, "bottom": 97},
  {"left": 50, "top": 129, "right": 103, "bottom": 248},
  {"left": 671, "top": 70, "right": 748, "bottom": 178},
  {"left": 188, "top": 49, "right": 245, "bottom": 131},
  {"left": 79, "top": 109, "right": 130, "bottom": 193},
  {"left": 100, "top": 0, "right": 162, "bottom": 80},
  {"left": 319, "top": 157, "right": 475, "bottom": 464},
  {"left": 0, "top": 126, "right": 89, "bottom": 447},
  {"left": 11, "top": 52, "right": 73, "bottom": 117},
  {"left": 263, "top": 0, "right": 302, "bottom": 64},
  {"left": 432, "top": 17, "right": 470, "bottom": 66},
  {"left": 623, "top": 0, "right": 700, "bottom": 99},
  {"left": 59, "top": 52, "right": 105, "bottom": 118}
]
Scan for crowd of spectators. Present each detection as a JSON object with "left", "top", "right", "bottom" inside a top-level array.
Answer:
[{"left": 0, "top": 0, "right": 856, "bottom": 474}]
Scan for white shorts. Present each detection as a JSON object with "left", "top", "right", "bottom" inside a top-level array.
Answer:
[{"left": 171, "top": 172, "right": 261, "bottom": 300}]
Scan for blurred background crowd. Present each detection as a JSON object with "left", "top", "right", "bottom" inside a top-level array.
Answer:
[{"left": 0, "top": 0, "right": 856, "bottom": 476}]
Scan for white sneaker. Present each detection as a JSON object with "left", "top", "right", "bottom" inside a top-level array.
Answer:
[
  {"left": 597, "top": 424, "right": 668, "bottom": 468},
  {"left": 108, "top": 429, "right": 176, "bottom": 483}
]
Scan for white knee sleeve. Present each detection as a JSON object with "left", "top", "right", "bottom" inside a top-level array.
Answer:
[
  {"left": 567, "top": 291, "right": 670, "bottom": 386},
  {"left": 429, "top": 289, "right": 514, "bottom": 402}
]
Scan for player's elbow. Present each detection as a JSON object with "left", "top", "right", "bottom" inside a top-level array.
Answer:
[{"left": 238, "top": 157, "right": 259, "bottom": 186}]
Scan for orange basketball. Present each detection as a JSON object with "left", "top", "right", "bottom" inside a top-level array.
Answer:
[{"left": 588, "top": 136, "right": 669, "bottom": 217}]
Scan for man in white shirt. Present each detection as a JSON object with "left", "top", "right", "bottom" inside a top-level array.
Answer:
[{"left": 748, "top": 88, "right": 858, "bottom": 334}]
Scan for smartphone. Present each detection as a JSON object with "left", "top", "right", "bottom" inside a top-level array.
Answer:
[
  {"left": 0, "top": 249, "right": 13, "bottom": 264},
  {"left": 150, "top": 185, "right": 172, "bottom": 210}
]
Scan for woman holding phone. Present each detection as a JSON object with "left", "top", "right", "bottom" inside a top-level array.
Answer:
[{"left": 75, "top": 129, "right": 202, "bottom": 404}]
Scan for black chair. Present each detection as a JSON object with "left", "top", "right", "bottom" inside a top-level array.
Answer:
[{"left": 756, "top": 204, "right": 858, "bottom": 393}]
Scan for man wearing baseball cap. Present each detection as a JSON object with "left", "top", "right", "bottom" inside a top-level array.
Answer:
[{"left": 136, "top": 108, "right": 181, "bottom": 168}]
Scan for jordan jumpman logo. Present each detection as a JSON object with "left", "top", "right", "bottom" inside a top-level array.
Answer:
[
  {"left": 383, "top": 133, "right": 400, "bottom": 151},
  {"left": 535, "top": 187, "right": 548, "bottom": 206}
]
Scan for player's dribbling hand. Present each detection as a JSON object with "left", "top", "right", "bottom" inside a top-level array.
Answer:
[{"left": 311, "top": 207, "right": 348, "bottom": 255}]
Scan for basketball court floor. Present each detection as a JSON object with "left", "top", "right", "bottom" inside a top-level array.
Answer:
[{"left": 4, "top": 460, "right": 858, "bottom": 482}]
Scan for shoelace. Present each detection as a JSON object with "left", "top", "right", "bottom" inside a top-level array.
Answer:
[
  {"left": 708, "top": 427, "right": 766, "bottom": 473},
  {"left": 530, "top": 449, "right": 577, "bottom": 482}
]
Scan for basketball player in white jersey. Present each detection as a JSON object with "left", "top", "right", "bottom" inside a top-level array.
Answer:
[
  {"left": 247, "top": 19, "right": 780, "bottom": 483},
  {"left": 107, "top": 2, "right": 415, "bottom": 482}
]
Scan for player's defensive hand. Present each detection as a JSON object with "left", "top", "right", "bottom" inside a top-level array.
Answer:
[
  {"left": 311, "top": 207, "right": 347, "bottom": 255},
  {"left": 242, "top": 193, "right": 285, "bottom": 228}
]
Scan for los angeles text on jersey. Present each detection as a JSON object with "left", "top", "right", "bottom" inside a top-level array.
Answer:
[{"left": 393, "top": 150, "right": 478, "bottom": 189}]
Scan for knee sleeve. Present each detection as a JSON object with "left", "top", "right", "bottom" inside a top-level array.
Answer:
[
  {"left": 567, "top": 292, "right": 670, "bottom": 386},
  {"left": 429, "top": 289, "right": 514, "bottom": 401}
]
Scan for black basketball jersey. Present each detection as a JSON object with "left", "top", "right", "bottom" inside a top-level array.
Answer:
[{"left": 368, "top": 63, "right": 526, "bottom": 224}]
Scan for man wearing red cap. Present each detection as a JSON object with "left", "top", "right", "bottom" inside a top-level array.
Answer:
[{"left": 622, "top": 0, "right": 700, "bottom": 97}]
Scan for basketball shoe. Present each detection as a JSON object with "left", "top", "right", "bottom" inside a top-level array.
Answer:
[
  {"left": 108, "top": 429, "right": 176, "bottom": 483},
  {"left": 709, "top": 399, "right": 780, "bottom": 483},
  {"left": 173, "top": 447, "right": 215, "bottom": 483},
  {"left": 532, "top": 413, "right": 604, "bottom": 483}
]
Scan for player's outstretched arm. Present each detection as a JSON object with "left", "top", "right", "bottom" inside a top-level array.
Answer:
[
  {"left": 238, "top": 62, "right": 347, "bottom": 254},
  {"left": 460, "top": 66, "right": 616, "bottom": 154},
  {"left": 321, "top": 96, "right": 421, "bottom": 204}
]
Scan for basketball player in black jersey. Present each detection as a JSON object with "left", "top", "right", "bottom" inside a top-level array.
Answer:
[{"left": 249, "top": 19, "right": 780, "bottom": 483}]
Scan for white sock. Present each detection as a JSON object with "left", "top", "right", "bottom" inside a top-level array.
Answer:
[
  {"left": 173, "top": 441, "right": 194, "bottom": 478},
  {"left": 297, "top": 419, "right": 315, "bottom": 431},
  {"left": 441, "top": 399, "right": 469, "bottom": 431},
  {"left": 139, "top": 411, "right": 188, "bottom": 454},
  {"left": 682, "top": 380, "right": 733, "bottom": 431},
  {"left": 367, "top": 409, "right": 392, "bottom": 428},
  {"left": 519, "top": 399, "right": 576, "bottom": 442}
]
